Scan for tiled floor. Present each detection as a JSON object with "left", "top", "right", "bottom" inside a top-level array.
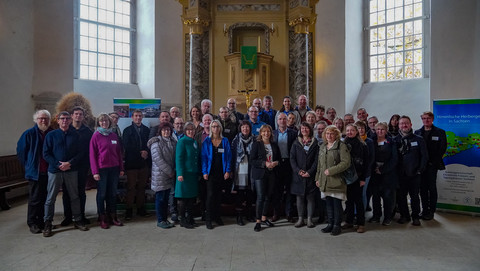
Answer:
[{"left": 1, "top": 190, "right": 480, "bottom": 271}]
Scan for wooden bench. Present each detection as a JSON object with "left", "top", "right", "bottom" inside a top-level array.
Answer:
[{"left": 0, "top": 155, "right": 28, "bottom": 210}]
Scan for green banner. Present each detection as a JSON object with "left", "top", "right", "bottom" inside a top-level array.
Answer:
[{"left": 241, "top": 46, "right": 257, "bottom": 69}]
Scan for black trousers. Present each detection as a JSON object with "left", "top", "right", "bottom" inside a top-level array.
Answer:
[
  {"left": 206, "top": 173, "right": 222, "bottom": 221},
  {"left": 420, "top": 165, "right": 438, "bottom": 215},
  {"left": 272, "top": 158, "right": 293, "bottom": 217},
  {"left": 345, "top": 181, "right": 365, "bottom": 225},
  {"left": 254, "top": 170, "right": 275, "bottom": 220},
  {"left": 27, "top": 174, "right": 48, "bottom": 227},
  {"left": 63, "top": 168, "right": 88, "bottom": 218},
  {"left": 398, "top": 174, "right": 421, "bottom": 219}
]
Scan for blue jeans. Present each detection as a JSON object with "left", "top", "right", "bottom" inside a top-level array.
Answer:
[
  {"left": 325, "top": 196, "right": 343, "bottom": 226},
  {"left": 96, "top": 167, "right": 120, "bottom": 214},
  {"left": 44, "top": 171, "right": 81, "bottom": 222},
  {"left": 156, "top": 189, "right": 171, "bottom": 223}
]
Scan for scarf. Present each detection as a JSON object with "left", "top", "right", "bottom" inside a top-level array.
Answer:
[
  {"left": 97, "top": 127, "right": 113, "bottom": 136},
  {"left": 236, "top": 134, "right": 253, "bottom": 164}
]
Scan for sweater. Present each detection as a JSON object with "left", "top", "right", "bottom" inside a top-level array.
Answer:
[{"left": 89, "top": 131, "right": 124, "bottom": 175}]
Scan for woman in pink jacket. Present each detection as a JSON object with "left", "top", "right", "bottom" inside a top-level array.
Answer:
[{"left": 90, "top": 113, "right": 124, "bottom": 229}]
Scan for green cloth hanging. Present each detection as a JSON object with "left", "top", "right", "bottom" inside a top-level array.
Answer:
[{"left": 241, "top": 46, "right": 257, "bottom": 69}]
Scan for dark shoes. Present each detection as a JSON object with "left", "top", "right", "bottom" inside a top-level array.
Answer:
[
  {"left": 368, "top": 216, "right": 380, "bottom": 223},
  {"left": 215, "top": 217, "right": 224, "bottom": 226},
  {"left": 236, "top": 215, "right": 245, "bottom": 226},
  {"left": 125, "top": 209, "right": 133, "bottom": 221},
  {"left": 60, "top": 217, "right": 72, "bottom": 226},
  {"left": 261, "top": 219, "right": 275, "bottom": 227},
  {"left": 137, "top": 208, "right": 151, "bottom": 217},
  {"left": 43, "top": 221, "right": 53, "bottom": 237},
  {"left": 421, "top": 213, "right": 434, "bottom": 220},
  {"left": 331, "top": 226, "right": 341, "bottom": 236},
  {"left": 180, "top": 218, "right": 194, "bottom": 229},
  {"left": 29, "top": 224, "right": 42, "bottom": 234},
  {"left": 382, "top": 219, "right": 392, "bottom": 226},
  {"left": 412, "top": 218, "right": 421, "bottom": 226},
  {"left": 206, "top": 221, "right": 214, "bottom": 230},
  {"left": 397, "top": 217, "right": 411, "bottom": 224},
  {"left": 81, "top": 216, "right": 91, "bottom": 225},
  {"left": 321, "top": 224, "right": 333, "bottom": 233},
  {"left": 254, "top": 222, "right": 261, "bottom": 232},
  {"left": 74, "top": 221, "right": 89, "bottom": 231}
]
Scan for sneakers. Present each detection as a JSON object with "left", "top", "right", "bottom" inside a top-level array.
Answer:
[
  {"left": 74, "top": 221, "right": 89, "bottom": 231},
  {"left": 157, "top": 221, "right": 174, "bottom": 229},
  {"left": 261, "top": 219, "right": 275, "bottom": 227},
  {"left": 29, "top": 224, "right": 42, "bottom": 234},
  {"left": 43, "top": 221, "right": 53, "bottom": 237}
]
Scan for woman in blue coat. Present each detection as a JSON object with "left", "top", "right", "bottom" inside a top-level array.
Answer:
[
  {"left": 175, "top": 122, "right": 201, "bottom": 229},
  {"left": 201, "top": 120, "right": 232, "bottom": 229}
]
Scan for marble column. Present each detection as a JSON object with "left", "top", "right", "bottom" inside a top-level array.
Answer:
[
  {"left": 185, "top": 31, "right": 209, "bottom": 116},
  {"left": 289, "top": 31, "right": 313, "bottom": 108}
]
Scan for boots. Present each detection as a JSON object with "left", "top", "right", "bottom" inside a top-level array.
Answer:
[
  {"left": 307, "top": 217, "right": 315, "bottom": 228},
  {"left": 110, "top": 213, "right": 123, "bottom": 226},
  {"left": 99, "top": 214, "right": 109, "bottom": 229},
  {"left": 295, "top": 217, "right": 305, "bottom": 228},
  {"left": 43, "top": 221, "right": 53, "bottom": 237},
  {"left": 331, "top": 225, "right": 342, "bottom": 236}
]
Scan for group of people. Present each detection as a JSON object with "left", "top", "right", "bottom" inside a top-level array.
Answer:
[{"left": 16, "top": 94, "right": 447, "bottom": 237}]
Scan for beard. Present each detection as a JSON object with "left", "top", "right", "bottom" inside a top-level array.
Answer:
[{"left": 38, "top": 123, "right": 49, "bottom": 131}]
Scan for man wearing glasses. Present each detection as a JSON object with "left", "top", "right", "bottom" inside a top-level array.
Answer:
[
  {"left": 42, "top": 111, "right": 89, "bottom": 237},
  {"left": 17, "top": 110, "right": 53, "bottom": 234},
  {"left": 247, "top": 106, "right": 265, "bottom": 136}
]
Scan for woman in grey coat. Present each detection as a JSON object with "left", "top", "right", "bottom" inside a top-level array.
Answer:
[{"left": 148, "top": 122, "right": 177, "bottom": 229}]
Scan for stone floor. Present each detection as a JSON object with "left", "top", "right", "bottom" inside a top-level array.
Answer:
[{"left": 1, "top": 190, "right": 480, "bottom": 271}]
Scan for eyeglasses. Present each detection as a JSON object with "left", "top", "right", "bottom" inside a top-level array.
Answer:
[
  {"left": 211, "top": 125, "right": 220, "bottom": 128},
  {"left": 37, "top": 117, "right": 49, "bottom": 120},
  {"left": 59, "top": 117, "right": 71, "bottom": 121},
  {"left": 174, "top": 122, "right": 185, "bottom": 125}
]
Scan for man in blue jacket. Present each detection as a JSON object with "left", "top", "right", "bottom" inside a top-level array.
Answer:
[
  {"left": 17, "top": 110, "right": 53, "bottom": 234},
  {"left": 42, "top": 111, "right": 88, "bottom": 237},
  {"left": 394, "top": 116, "right": 428, "bottom": 226},
  {"left": 415, "top": 111, "right": 447, "bottom": 220}
]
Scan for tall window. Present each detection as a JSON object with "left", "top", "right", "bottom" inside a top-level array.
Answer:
[
  {"left": 367, "top": 0, "right": 426, "bottom": 82},
  {"left": 75, "top": 0, "right": 135, "bottom": 83}
]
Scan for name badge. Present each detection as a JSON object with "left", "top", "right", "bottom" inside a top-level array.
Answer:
[
  {"left": 111, "top": 140, "right": 117, "bottom": 144},
  {"left": 193, "top": 142, "right": 198, "bottom": 149},
  {"left": 411, "top": 141, "right": 418, "bottom": 146},
  {"left": 256, "top": 128, "right": 260, "bottom": 133},
  {"left": 378, "top": 141, "right": 385, "bottom": 146},
  {"left": 218, "top": 148, "right": 225, "bottom": 153},
  {"left": 432, "top": 136, "right": 439, "bottom": 141},
  {"left": 224, "top": 129, "right": 230, "bottom": 133}
]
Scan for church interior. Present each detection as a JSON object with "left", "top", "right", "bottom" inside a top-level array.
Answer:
[{"left": 1, "top": 0, "right": 480, "bottom": 269}]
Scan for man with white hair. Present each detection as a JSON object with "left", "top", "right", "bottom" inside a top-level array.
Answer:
[
  {"left": 201, "top": 99, "right": 213, "bottom": 115},
  {"left": 169, "top": 107, "right": 181, "bottom": 123},
  {"left": 16, "top": 110, "right": 53, "bottom": 234}
]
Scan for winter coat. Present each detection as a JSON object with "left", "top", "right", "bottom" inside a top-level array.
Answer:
[
  {"left": 344, "top": 137, "right": 369, "bottom": 182},
  {"left": 394, "top": 131, "right": 428, "bottom": 177},
  {"left": 16, "top": 124, "right": 53, "bottom": 180},
  {"left": 371, "top": 137, "right": 398, "bottom": 189},
  {"left": 250, "top": 140, "right": 281, "bottom": 181},
  {"left": 315, "top": 140, "right": 351, "bottom": 194},
  {"left": 149, "top": 136, "right": 176, "bottom": 192},
  {"left": 290, "top": 137, "right": 319, "bottom": 196},
  {"left": 175, "top": 136, "right": 200, "bottom": 198}
]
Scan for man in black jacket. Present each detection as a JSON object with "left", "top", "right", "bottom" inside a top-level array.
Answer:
[
  {"left": 414, "top": 111, "right": 447, "bottom": 220},
  {"left": 123, "top": 110, "right": 151, "bottom": 220},
  {"left": 394, "top": 116, "right": 428, "bottom": 226},
  {"left": 272, "top": 112, "right": 297, "bottom": 221}
]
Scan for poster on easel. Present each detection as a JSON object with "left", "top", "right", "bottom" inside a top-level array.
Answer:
[{"left": 434, "top": 99, "right": 480, "bottom": 215}]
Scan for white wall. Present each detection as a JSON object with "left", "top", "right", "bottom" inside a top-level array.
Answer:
[
  {"left": 344, "top": 0, "right": 364, "bottom": 114},
  {"left": 431, "top": 0, "right": 478, "bottom": 102},
  {"left": 315, "top": 0, "right": 346, "bottom": 115},
  {"left": 0, "top": 0, "right": 35, "bottom": 155}
]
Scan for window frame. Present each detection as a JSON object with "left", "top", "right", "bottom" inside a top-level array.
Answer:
[
  {"left": 363, "top": 0, "right": 430, "bottom": 83},
  {"left": 74, "top": 0, "right": 137, "bottom": 84}
]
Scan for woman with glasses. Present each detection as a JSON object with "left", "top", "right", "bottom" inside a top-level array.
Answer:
[
  {"left": 175, "top": 122, "right": 201, "bottom": 229},
  {"left": 89, "top": 113, "right": 124, "bottom": 229},
  {"left": 201, "top": 120, "right": 232, "bottom": 229}
]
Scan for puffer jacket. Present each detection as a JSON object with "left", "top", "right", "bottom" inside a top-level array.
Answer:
[
  {"left": 148, "top": 136, "right": 176, "bottom": 192},
  {"left": 315, "top": 140, "right": 351, "bottom": 194}
]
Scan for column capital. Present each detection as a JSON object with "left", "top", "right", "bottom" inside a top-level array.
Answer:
[
  {"left": 182, "top": 16, "right": 210, "bottom": 34},
  {"left": 288, "top": 1, "right": 317, "bottom": 34}
]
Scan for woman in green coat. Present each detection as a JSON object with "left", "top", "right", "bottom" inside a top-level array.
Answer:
[
  {"left": 175, "top": 122, "right": 200, "bottom": 229},
  {"left": 315, "top": 125, "right": 351, "bottom": 236}
]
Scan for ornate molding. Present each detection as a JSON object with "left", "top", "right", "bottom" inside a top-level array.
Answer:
[
  {"left": 182, "top": 17, "right": 210, "bottom": 34},
  {"left": 227, "top": 22, "right": 271, "bottom": 54}
]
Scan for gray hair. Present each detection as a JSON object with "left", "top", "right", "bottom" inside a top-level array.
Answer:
[{"left": 33, "top": 109, "right": 51, "bottom": 122}]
